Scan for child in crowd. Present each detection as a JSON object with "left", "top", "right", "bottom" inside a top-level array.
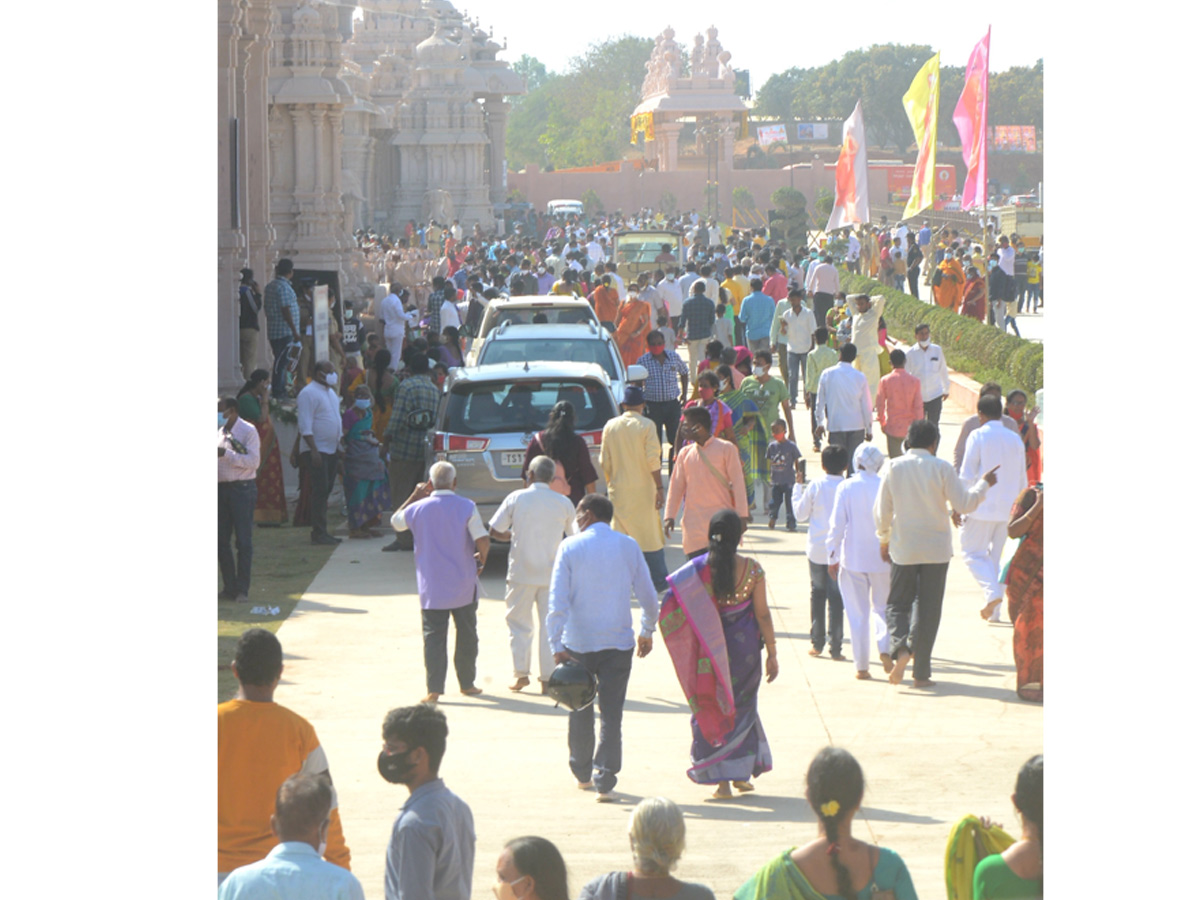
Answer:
[
  {"left": 713, "top": 303, "right": 734, "bottom": 349},
  {"left": 765, "top": 419, "right": 802, "bottom": 531},
  {"left": 793, "top": 445, "right": 847, "bottom": 660},
  {"left": 657, "top": 313, "right": 677, "bottom": 353}
]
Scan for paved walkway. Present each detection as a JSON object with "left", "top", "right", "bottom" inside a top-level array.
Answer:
[{"left": 271, "top": 391, "right": 1042, "bottom": 899}]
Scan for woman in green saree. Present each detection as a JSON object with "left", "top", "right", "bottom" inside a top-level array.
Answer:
[
  {"left": 717, "top": 364, "right": 766, "bottom": 518},
  {"left": 734, "top": 747, "right": 917, "bottom": 900}
]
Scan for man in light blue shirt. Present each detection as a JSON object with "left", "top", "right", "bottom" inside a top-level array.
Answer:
[
  {"left": 546, "top": 494, "right": 658, "bottom": 801},
  {"left": 219, "top": 774, "right": 365, "bottom": 900},
  {"left": 738, "top": 278, "right": 777, "bottom": 354}
]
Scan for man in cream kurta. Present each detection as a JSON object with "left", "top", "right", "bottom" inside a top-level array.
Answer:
[
  {"left": 664, "top": 406, "right": 750, "bottom": 558},
  {"left": 599, "top": 386, "right": 668, "bottom": 593},
  {"left": 849, "top": 293, "right": 886, "bottom": 405}
]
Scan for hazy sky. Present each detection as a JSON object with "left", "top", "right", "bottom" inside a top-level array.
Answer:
[{"left": 457, "top": 1, "right": 1042, "bottom": 92}]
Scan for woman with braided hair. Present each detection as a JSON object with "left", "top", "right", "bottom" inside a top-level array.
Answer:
[
  {"left": 734, "top": 747, "right": 916, "bottom": 900},
  {"left": 973, "top": 755, "right": 1042, "bottom": 899}
]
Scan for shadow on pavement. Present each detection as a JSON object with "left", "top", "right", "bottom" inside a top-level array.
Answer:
[
  {"left": 899, "top": 681, "right": 1025, "bottom": 704},
  {"left": 294, "top": 600, "right": 370, "bottom": 615},
  {"left": 675, "top": 792, "right": 812, "bottom": 822}
]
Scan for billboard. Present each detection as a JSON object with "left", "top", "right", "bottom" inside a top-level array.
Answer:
[
  {"left": 989, "top": 126, "right": 1038, "bottom": 153},
  {"left": 795, "top": 122, "right": 829, "bottom": 141},
  {"left": 757, "top": 124, "right": 789, "bottom": 147}
]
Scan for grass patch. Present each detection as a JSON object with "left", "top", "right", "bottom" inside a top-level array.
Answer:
[{"left": 217, "top": 521, "right": 339, "bottom": 701}]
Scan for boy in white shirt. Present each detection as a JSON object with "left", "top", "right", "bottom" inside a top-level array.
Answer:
[{"left": 792, "top": 444, "right": 848, "bottom": 660}]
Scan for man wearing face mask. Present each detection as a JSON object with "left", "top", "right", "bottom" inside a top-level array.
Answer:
[
  {"left": 903, "top": 323, "right": 950, "bottom": 430},
  {"left": 656, "top": 267, "right": 684, "bottom": 333},
  {"left": 219, "top": 774, "right": 364, "bottom": 900},
  {"left": 379, "top": 704, "right": 475, "bottom": 900},
  {"left": 297, "top": 360, "right": 344, "bottom": 545}
]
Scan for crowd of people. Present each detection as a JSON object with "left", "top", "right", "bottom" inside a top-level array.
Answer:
[
  {"left": 220, "top": 210, "right": 1044, "bottom": 898},
  {"left": 218, "top": 627, "right": 1043, "bottom": 899}
]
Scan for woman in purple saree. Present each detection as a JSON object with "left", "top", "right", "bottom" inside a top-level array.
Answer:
[{"left": 659, "top": 509, "right": 780, "bottom": 800}]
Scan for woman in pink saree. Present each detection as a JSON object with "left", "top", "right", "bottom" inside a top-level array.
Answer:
[{"left": 659, "top": 509, "right": 779, "bottom": 800}]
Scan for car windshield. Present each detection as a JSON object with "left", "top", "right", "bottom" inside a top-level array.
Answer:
[
  {"left": 491, "top": 307, "right": 597, "bottom": 327},
  {"left": 614, "top": 234, "right": 680, "bottom": 264},
  {"left": 478, "top": 339, "right": 619, "bottom": 380},
  {"left": 444, "top": 379, "right": 616, "bottom": 435}
]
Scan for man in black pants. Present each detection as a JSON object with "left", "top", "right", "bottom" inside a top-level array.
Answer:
[
  {"left": 634, "top": 331, "right": 688, "bottom": 475},
  {"left": 873, "top": 420, "right": 998, "bottom": 688}
]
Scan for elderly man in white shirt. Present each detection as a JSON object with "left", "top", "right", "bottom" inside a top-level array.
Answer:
[
  {"left": 296, "top": 360, "right": 344, "bottom": 546},
  {"left": 903, "top": 322, "right": 950, "bottom": 428},
  {"left": 488, "top": 455, "right": 578, "bottom": 694},
  {"left": 814, "top": 343, "right": 874, "bottom": 477},
  {"left": 827, "top": 444, "right": 891, "bottom": 680},
  {"left": 960, "top": 394, "right": 1029, "bottom": 623},
  {"left": 874, "top": 419, "right": 998, "bottom": 688}
]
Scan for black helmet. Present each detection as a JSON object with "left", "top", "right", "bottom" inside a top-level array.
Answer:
[{"left": 545, "top": 659, "right": 597, "bottom": 710}]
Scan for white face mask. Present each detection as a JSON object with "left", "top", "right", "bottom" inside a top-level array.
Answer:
[
  {"left": 752, "top": 366, "right": 765, "bottom": 376},
  {"left": 324, "top": 371, "right": 339, "bottom": 387},
  {"left": 918, "top": 339, "right": 930, "bottom": 349},
  {"left": 719, "top": 379, "right": 730, "bottom": 391}
]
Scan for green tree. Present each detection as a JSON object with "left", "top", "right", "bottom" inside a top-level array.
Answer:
[
  {"left": 505, "top": 36, "right": 654, "bottom": 170},
  {"left": 770, "top": 186, "right": 809, "bottom": 244},
  {"left": 989, "top": 60, "right": 1043, "bottom": 132},
  {"left": 581, "top": 189, "right": 604, "bottom": 218},
  {"left": 512, "top": 54, "right": 549, "bottom": 93},
  {"left": 814, "top": 187, "right": 835, "bottom": 222},
  {"left": 753, "top": 67, "right": 806, "bottom": 119},
  {"left": 732, "top": 185, "right": 756, "bottom": 210}
]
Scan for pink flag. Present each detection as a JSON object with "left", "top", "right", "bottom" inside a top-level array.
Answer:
[
  {"left": 826, "top": 100, "right": 870, "bottom": 232},
  {"left": 953, "top": 28, "right": 990, "bottom": 211}
]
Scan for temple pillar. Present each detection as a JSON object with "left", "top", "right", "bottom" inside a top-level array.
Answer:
[
  {"left": 240, "top": 0, "right": 275, "bottom": 375},
  {"left": 483, "top": 96, "right": 509, "bottom": 207},
  {"left": 656, "top": 121, "right": 682, "bottom": 172},
  {"left": 218, "top": 0, "right": 246, "bottom": 391}
]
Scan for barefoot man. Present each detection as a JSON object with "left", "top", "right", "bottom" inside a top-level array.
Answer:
[{"left": 873, "top": 420, "right": 997, "bottom": 688}]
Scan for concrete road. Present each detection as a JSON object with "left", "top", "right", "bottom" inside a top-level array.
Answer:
[{"left": 270, "top": 393, "right": 1042, "bottom": 899}]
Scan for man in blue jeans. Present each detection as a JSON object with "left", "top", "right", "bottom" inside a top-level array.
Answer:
[
  {"left": 262, "top": 258, "right": 301, "bottom": 398},
  {"left": 547, "top": 494, "right": 659, "bottom": 802}
]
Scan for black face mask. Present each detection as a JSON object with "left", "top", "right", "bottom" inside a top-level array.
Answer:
[{"left": 378, "top": 749, "right": 416, "bottom": 784}]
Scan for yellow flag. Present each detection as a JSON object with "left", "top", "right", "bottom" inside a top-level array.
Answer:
[{"left": 902, "top": 52, "right": 940, "bottom": 219}]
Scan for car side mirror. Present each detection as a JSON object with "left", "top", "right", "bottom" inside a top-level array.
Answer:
[{"left": 626, "top": 364, "right": 649, "bottom": 383}]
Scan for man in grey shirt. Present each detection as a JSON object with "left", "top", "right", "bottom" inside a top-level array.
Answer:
[{"left": 379, "top": 705, "right": 474, "bottom": 900}]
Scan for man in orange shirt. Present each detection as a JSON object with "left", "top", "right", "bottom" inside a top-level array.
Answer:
[
  {"left": 588, "top": 274, "right": 620, "bottom": 331},
  {"left": 875, "top": 349, "right": 925, "bottom": 458},
  {"left": 218, "top": 629, "right": 351, "bottom": 884}
]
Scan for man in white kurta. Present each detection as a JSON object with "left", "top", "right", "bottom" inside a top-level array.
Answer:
[
  {"left": 488, "top": 456, "right": 577, "bottom": 693},
  {"left": 959, "top": 394, "right": 1029, "bottom": 622},
  {"left": 599, "top": 387, "right": 668, "bottom": 593},
  {"left": 826, "top": 444, "right": 891, "bottom": 678},
  {"left": 849, "top": 293, "right": 886, "bottom": 405}
]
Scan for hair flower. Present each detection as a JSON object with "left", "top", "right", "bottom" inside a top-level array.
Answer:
[{"left": 819, "top": 800, "right": 840, "bottom": 817}]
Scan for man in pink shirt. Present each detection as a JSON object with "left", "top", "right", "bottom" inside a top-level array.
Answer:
[
  {"left": 875, "top": 349, "right": 925, "bottom": 458},
  {"left": 762, "top": 265, "right": 789, "bottom": 302},
  {"left": 664, "top": 406, "right": 750, "bottom": 558}
]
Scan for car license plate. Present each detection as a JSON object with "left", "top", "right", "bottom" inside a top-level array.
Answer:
[{"left": 500, "top": 451, "right": 525, "bottom": 468}]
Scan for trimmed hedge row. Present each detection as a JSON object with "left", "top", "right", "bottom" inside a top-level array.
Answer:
[{"left": 840, "top": 272, "right": 1043, "bottom": 396}]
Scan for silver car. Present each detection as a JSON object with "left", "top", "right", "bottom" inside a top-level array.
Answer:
[
  {"left": 427, "top": 361, "right": 619, "bottom": 524},
  {"left": 473, "top": 321, "right": 648, "bottom": 406}
]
